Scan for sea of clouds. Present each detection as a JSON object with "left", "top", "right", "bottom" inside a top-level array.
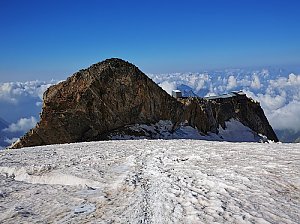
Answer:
[
  {"left": 0, "top": 68, "right": 299, "bottom": 148},
  {"left": 148, "top": 68, "right": 300, "bottom": 141},
  {"left": 0, "top": 80, "right": 57, "bottom": 149}
]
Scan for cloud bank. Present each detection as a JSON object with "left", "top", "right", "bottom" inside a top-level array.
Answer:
[
  {"left": 159, "top": 81, "right": 177, "bottom": 95},
  {"left": 148, "top": 69, "right": 300, "bottom": 135},
  {"left": 0, "top": 80, "right": 57, "bottom": 123},
  {"left": 3, "top": 116, "right": 37, "bottom": 133},
  {"left": 0, "top": 80, "right": 55, "bottom": 104},
  {"left": 0, "top": 69, "right": 299, "bottom": 146},
  {"left": 267, "top": 101, "right": 300, "bottom": 132},
  {"left": 0, "top": 80, "right": 57, "bottom": 148}
]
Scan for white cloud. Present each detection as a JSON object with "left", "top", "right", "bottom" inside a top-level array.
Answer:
[
  {"left": 159, "top": 81, "right": 177, "bottom": 95},
  {"left": 257, "top": 93, "right": 286, "bottom": 111},
  {"left": 0, "top": 80, "right": 57, "bottom": 124},
  {"left": 287, "top": 73, "right": 300, "bottom": 85},
  {"left": 149, "top": 70, "right": 300, "bottom": 134},
  {"left": 195, "top": 79, "right": 206, "bottom": 92},
  {"left": 268, "top": 101, "right": 300, "bottom": 132},
  {"left": 3, "top": 116, "right": 37, "bottom": 133},
  {"left": 195, "top": 74, "right": 210, "bottom": 92},
  {"left": 251, "top": 74, "right": 261, "bottom": 89},
  {"left": 0, "top": 80, "right": 56, "bottom": 104},
  {"left": 238, "top": 78, "right": 251, "bottom": 87},
  {"left": 226, "top": 76, "right": 237, "bottom": 90},
  {"left": 0, "top": 83, "right": 18, "bottom": 104},
  {"left": 0, "top": 70, "right": 299, "bottom": 145}
]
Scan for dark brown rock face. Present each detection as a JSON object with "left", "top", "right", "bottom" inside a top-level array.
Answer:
[
  {"left": 12, "top": 58, "right": 278, "bottom": 148},
  {"left": 180, "top": 96, "right": 278, "bottom": 142},
  {"left": 13, "top": 59, "right": 182, "bottom": 148}
]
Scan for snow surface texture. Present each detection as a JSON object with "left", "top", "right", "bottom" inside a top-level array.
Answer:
[
  {"left": 0, "top": 140, "right": 299, "bottom": 223},
  {"left": 110, "top": 119, "right": 266, "bottom": 143}
]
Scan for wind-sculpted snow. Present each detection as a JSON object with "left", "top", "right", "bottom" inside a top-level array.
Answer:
[{"left": 0, "top": 140, "right": 299, "bottom": 223}]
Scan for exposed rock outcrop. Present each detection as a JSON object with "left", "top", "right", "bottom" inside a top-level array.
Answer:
[
  {"left": 179, "top": 94, "right": 278, "bottom": 141},
  {"left": 12, "top": 58, "right": 278, "bottom": 148}
]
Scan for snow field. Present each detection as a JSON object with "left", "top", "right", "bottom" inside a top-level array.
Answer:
[{"left": 0, "top": 140, "right": 299, "bottom": 223}]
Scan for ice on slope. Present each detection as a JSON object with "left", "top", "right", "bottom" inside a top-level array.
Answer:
[{"left": 0, "top": 140, "right": 299, "bottom": 223}]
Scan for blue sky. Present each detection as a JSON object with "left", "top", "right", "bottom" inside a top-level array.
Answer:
[{"left": 0, "top": 0, "right": 300, "bottom": 81}]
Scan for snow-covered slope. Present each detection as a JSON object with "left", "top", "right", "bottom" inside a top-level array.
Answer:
[
  {"left": 109, "top": 119, "right": 268, "bottom": 143},
  {"left": 0, "top": 140, "right": 299, "bottom": 223}
]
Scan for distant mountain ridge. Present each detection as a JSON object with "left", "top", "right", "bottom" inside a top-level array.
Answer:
[{"left": 12, "top": 58, "right": 278, "bottom": 148}]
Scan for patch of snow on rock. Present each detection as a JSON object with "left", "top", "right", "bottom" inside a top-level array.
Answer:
[{"left": 111, "top": 119, "right": 268, "bottom": 142}]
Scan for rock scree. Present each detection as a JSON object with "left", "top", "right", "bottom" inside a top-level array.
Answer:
[{"left": 12, "top": 58, "right": 278, "bottom": 148}]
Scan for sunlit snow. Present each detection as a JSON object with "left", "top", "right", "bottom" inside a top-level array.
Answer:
[{"left": 0, "top": 140, "right": 299, "bottom": 223}]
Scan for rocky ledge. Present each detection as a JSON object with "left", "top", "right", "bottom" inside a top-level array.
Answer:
[{"left": 12, "top": 58, "right": 278, "bottom": 148}]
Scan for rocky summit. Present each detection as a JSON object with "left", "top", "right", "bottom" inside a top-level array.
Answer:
[{"left": 12, "top": 58, "right": 278, "bottom": 148}]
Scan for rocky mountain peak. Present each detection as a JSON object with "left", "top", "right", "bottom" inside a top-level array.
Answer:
[
  {"left": 12, "top": 58, "right": 278, "bottom": 148},
  {"left": 13, "top": 58, "right": 182, "bottom": 148}
]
